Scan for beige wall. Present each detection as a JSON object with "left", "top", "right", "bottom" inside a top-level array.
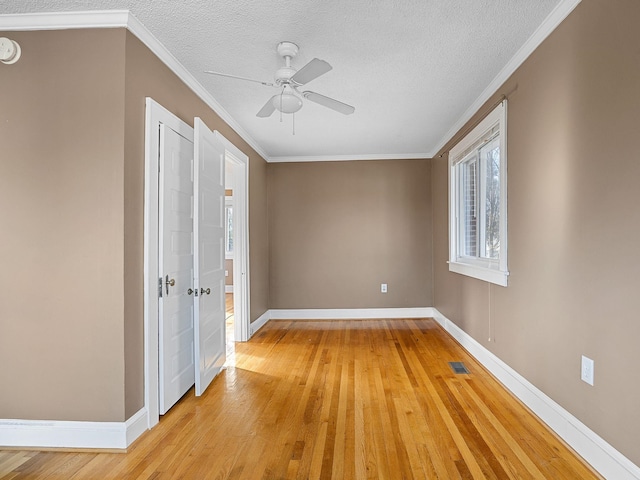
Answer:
[
  {"left": 225, "top": 259, "right": 234, "bottom": 286},
  {"left": 432, "top": 0, "right": 640, "bottom": 465},
  {"left": 3, "top": 4, "right": 638, "bottom": 467},
  {"left": 122, "top": 31, "right": 270, "bottom": 417},
  {"left": 0, "top": 28, "right": 270, "bottom": 422},
  {"left": 269, "top": 160, "right": 432, "bottom": 309},
  {"left": 0, "top": 29, "right": 127, "bottom": 421}
]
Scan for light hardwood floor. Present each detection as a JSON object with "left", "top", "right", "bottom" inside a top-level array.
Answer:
[{"left": 0, "top": 315, "right": 601, "bottom": 479}]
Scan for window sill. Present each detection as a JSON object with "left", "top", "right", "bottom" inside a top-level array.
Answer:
[{"left": 448, "top": 261, "right": 509, "bottom": 287}]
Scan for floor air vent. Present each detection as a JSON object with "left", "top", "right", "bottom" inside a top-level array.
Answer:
[{"left": 449, "top": 362, "right": 470, "bottom": 374}]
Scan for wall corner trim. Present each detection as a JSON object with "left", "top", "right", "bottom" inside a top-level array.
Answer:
[
  {"left": 430, "top": 308, "right": 640, "bottom": 480},
  {"left": 0, "top": 408, "right": 148, "bottom": 450}
]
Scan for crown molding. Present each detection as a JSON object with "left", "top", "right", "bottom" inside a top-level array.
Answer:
[
  {"left": 268, "top": 152, "right": 432, "bottom": 163},
  {"left": 0, "top": 10, "right": 129, "bottom": 30},
  {"left": 431, "top": 0, "right": 582, "bottom": 158},
  {"left": 123, "top": 14, "right": 270, "bottom": 161},
  {"left": 0, "top": 2, "right": 582, "bottom": 164},
  {"left": 0, "top": 10, "right": 270, "bottom": 162}
]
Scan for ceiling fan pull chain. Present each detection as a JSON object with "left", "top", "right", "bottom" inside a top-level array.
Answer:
[{"left": 292, "top": 112, "right": 295, "bottom": 136}]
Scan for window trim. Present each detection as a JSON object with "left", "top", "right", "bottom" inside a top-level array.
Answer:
[
  {"left": 448, "top": 100, "right": 509, "bottom": 286},
  {"left": 225, "top": 196, "right": 234, "bottom": 259}
]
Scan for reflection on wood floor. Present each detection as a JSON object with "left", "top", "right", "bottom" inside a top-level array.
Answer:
[
  {"left": 225, "top": 293, "right": 235, "bottom": 365},
  {"left": 0, "top": 317, "right": 602, "bottom": 479}
]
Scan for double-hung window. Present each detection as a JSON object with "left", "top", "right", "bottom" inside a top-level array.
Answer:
[{"left": 449, "top": 101, "right": 508, "bottom": 286}]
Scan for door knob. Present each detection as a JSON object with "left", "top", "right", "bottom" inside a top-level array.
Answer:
[
  {"left": 187, "top": 288, "right": 194, "bottom": 295},
  {"left": 165, "top": 275, "right": 175, "bottom": 295},
  {"left": 200, "top": 287, "right": 211, "bottom": 295}
]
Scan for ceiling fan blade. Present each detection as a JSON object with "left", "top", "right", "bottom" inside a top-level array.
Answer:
[
  {"left": 204, "top": 70, "right": 274, "bottom": 87},
  {"left": 303, "top": 91, "right": 355, "bottom": 115},
  {"left": 256, "top": 97, "right": 276, "bottom": 117},
  {"left": 291, "top": 58, "right": 332, "bottom": 86}
]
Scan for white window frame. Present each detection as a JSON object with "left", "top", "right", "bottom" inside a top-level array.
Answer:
[
  {"left": 448, "top": 100, "right": 508, "bottom": 286},
  {"left": 225, "top": 196, "right": 234, "bottom": 259}
]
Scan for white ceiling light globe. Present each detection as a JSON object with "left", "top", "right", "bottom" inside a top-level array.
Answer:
[{"left": 272, "top": 92, "right": 303, "bottom": 114}]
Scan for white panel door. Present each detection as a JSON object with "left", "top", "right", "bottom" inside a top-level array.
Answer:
[
  {"left": 194, "top": 117, "right": 226, "bottom": 396},
  {"left": 159, "top": 123, "right": 195, "bottom": 414}
]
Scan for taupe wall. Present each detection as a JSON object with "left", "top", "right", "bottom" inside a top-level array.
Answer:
[
  {"left": 0, "top": 29, "right": 127, "bottom": 421},
  {"left": 3, "top": 4, "right": 638, "bottom": 467},
  {"left": 269, "top": 160, "right": 432, "bottom": 309},
  {"left": 0, "top": 28, "right": 270, "bottom": 422},
  {"left": 123, "top": 31, "right": 270, "bottom": 417},
  {"left": 432, "top": 0, "right": 640, "bottom": 465},
  {"left": 225, "top": 259, "right": 233, "bottom": 286}
]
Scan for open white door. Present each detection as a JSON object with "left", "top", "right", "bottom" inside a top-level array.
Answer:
[
  {"left": 159, "top": 123, "right": 195, "bottom": 415},
  {"left": 194, "top": 117, "right": 226, "bottom": 396}
]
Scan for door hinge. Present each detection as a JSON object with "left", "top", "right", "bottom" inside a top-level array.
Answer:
[{"left": 159, "top": 277, "right": 163, "bottom": 298}]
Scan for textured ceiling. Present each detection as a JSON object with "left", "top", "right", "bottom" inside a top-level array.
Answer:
[{"left": 1, "top": 0, "right": 566, "bottom": 161}]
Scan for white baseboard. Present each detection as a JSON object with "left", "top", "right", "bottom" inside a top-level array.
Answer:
[
  {"left": 269, "top": 307, "right": 435, "bottom": 320},
  {"left": 225, "top": 285, "right": 233, "bottom": 293},
  {"left": 124, "top": 408, "right": 148, "bottom": 448},
  {"left": 249, "top": 310, "right": 271, "bottom": 337},
  {"left": 0, "top": 407, "right": 148, "bottom": 450},
  {"left": 248, "top": 307, "right": 433, "bottom": 338},
  {"left": 430, "top": 308, "right": 640, "bottom": 480}
]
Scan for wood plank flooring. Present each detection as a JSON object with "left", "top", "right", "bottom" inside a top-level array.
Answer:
[{"left": 0, "top": 317, "right": 601, "bottom": 479}]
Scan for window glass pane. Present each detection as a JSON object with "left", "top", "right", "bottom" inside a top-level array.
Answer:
[
  {"left": 461, "top": 158, "right": 477, "bottom": 257},
  {"left": 480, "top": 138, "right": 500, "bottom": 259}
]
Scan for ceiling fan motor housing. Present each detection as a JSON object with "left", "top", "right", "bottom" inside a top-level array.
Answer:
[
  {"left": 275, "top": 42, "right": 300, "bottom": 86},
  {"left": 274, "top": 66, "right": 297, "bottom": 86}
]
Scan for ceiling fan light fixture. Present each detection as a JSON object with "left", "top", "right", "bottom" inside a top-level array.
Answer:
[
  {"left": 272, "top": 92, "right": 303, "bottom": 114},
  {"left": 206, "top": 40, "right": 354, "bottom": 118}
]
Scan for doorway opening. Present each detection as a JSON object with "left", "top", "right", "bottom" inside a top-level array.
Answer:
[
  {"left": 144, "top": 98, "right": 251, "bottom": 429},
  {"left": 216, "top": 131, "right": 250, "bottom": 345}
]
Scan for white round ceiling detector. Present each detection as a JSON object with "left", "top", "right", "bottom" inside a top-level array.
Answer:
[{"left": 0, "top": 37, "right": 21, "bottom": 65}]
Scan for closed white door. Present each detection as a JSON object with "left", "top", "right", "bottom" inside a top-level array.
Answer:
[
  {"left": 159, "top": 123, "right": 195, "bottom": 414},
  {"left": 194, "top": 118, "right": 226, "bottom": 396}
]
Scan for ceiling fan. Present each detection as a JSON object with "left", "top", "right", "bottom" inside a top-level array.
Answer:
[{"left": 205, "top": 41, "right": 355, "bottom": 118}]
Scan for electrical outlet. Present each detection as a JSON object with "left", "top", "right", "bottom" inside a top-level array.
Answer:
[
  {"left": 581, "top": 355, "right": 594, "bottom": 386},
  {"left": 381, "top": 283, "right": 387, "bottom": 293}
]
